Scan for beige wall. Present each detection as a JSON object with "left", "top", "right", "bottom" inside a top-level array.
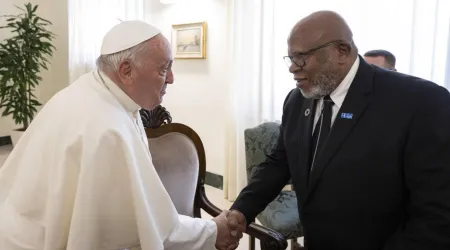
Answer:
[
  {"left": 0, "top": 0, "right": 69, "bottom": 136},
  {"left": 146, "top": 0, "right": 230, "bottom": 176},
  {"left": 32, "top": 0, "right": 69, "bottom": 103}
]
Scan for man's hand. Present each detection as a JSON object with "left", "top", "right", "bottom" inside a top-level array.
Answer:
[
  {"left": 227, "top": 210, "right": 246, "bottom": 238},
  {"left": 212, "top": 210, "right": 243, "bottom": 250}
]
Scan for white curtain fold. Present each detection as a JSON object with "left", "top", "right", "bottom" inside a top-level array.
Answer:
[
  {"left": 68, "top": 0, "right": 145, "bottom": 83},
  {"left": 225, "top": 0, "right": 450, "bottom": 201},
  {"left": 224, "top": 0, "right": 278, "bottom": 201}
]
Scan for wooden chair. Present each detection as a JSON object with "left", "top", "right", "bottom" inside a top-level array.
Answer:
[{"left": 140, "top": 105, "right": 288, "bottom": 250}]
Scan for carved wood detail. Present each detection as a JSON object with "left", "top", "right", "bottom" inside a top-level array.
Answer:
[{"left": 140, "top": 105, "right": 172, "bottom": 129}]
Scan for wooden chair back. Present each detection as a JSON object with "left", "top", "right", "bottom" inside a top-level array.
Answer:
[{"left": 140, "top": 106, "right": 288, "bottom": 250}]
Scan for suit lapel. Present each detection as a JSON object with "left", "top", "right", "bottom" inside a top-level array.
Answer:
[
  {"left": 297, "top": 97, "right": 316, "bottom": 204},
  {"left": 306, "top": 58, "right": 375, "bottom": 199}
]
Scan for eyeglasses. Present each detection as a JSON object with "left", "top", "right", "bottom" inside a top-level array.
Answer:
[{"left": 283, "top": 40, "right": 345, "bottom": 68}]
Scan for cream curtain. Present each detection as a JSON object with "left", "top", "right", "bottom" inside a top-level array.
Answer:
[{"left": 224, "top": 0, "right": 279, "bottom": 201}]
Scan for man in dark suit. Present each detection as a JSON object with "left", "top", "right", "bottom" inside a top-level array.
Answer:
[{"left": 227, "top": 10, "right": 450, "bottom": 250}]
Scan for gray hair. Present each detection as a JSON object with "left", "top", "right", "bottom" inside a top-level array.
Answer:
[{"left": 96, "top": 40, "right": 149, "bottom": 73}]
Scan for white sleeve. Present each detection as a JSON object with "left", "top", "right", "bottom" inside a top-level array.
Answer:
[{"left": 163, "top": 215, "right": 217, "bottom": 250}]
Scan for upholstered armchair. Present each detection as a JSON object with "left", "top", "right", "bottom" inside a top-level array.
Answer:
[
  {"left": 140, "top": 106, "right": 288, "bottom": 250},
  {"left": 244, "top": 122, "right": 304, "bottom": 250}
]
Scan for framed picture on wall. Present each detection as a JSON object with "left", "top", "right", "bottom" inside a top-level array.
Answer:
[{"left": 171, "top": 21, "right": 207, "bottom": 59}]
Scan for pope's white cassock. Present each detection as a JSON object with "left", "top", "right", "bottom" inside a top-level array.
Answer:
[{"left": 0, "top": 21, "right": 217, "bottom": 250}]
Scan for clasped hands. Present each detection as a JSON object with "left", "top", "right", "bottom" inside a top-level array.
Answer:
[{"left": 212, "top": 210, "right": 247, "bottom": 250}]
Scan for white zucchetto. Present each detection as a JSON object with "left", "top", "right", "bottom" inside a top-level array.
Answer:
[{"left": 100, "top": 20, "right": 161, "bottom": 55}]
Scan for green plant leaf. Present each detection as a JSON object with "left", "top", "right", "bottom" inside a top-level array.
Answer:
[
  {"left": 0, "top": 3, "right": 54, "bottom": 127},
  {"left": 38, "top": 17, "right": 52, "bottom": 25},
  {"left": 2, "top": 106, "right": 13, "bottom": 116}
]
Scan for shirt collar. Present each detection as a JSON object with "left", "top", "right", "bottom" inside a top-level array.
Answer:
[
  {"left": 97, "top": 70, "right": 141, "bottom": 113},
  {"left": 329, "top": 56, "right": 360, "bottom": 109}
]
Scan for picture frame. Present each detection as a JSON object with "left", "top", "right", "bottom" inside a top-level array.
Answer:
[{"left": 171, "top": 21, "right": 207, "bottom": 59}]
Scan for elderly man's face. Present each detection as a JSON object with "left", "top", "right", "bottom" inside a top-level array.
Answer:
[
  {"left": 127, "top": 35, "right": 174, "bottom": 110},
  {"left": 287, "top": 35, "right": 346, "bottom": 99}
]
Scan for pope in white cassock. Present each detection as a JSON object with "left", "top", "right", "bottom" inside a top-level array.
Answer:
[{"left": 0, "top": 21, "right": 243, "bottom": 250}]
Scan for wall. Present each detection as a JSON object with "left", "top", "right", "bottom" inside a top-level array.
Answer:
[
  {"left": 32, "top": 0, "right": 69, "bottom": 103},
  {"left": 0, "top": 0, "right": 69, "bottom": 136},
  {"left": 145, "top": 0, "right": 230, "bottom": 177}
]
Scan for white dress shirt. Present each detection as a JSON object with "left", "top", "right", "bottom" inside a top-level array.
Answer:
[{"left": 313, "top": 57, "right": 360, "bottom": 132}]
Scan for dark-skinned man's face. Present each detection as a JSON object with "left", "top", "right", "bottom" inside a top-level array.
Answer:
[{"left": 287, "top": 35, "right": 346, "bottom": 99}]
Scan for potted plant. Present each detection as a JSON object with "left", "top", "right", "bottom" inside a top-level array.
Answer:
[{"left": 0, "top": 3, "right": 55, "bottom": 146}]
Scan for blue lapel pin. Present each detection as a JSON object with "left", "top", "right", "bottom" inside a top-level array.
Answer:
[{"left": 341, "top": 112, "right": 353, "bottom": 119}]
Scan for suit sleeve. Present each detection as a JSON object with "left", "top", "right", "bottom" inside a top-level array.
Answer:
[
  {"left": 383, "top": 84, "right": 450, "bottom": 250},
  {"left": 230, "top": 89, "right": 294, "bottom": 224}
]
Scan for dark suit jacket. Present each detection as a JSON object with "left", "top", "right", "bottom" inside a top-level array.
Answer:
[{"left": 231, "top": 56, "right": 450, "bottom": 250}]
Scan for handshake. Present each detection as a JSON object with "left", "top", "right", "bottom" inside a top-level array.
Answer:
[{"left": 212, "top": 210, "right": 247, "bottom": 250}]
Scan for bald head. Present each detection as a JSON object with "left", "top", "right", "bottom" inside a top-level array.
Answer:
[
  {"left": 289, "top": 11, "right": 355, "bottom": 54},
  {"left": 286, "top": 11, "right": 358, "bottom": 99}
]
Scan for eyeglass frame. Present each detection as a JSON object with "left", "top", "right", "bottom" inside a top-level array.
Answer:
[{"left": 283, "top": 40, "right": 348, "bottom": 68}]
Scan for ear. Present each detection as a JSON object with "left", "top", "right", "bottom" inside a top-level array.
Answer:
[
  {"left": 336, "top": 43, "right": 352, "bottom": 64},
  {"left": 117, "top": 60, "right": 133, "bottom": 84}
]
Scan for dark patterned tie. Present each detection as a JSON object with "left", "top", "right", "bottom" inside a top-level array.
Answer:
[{"left": 310, "top": 95, "right": 334, "bottom": 172}]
